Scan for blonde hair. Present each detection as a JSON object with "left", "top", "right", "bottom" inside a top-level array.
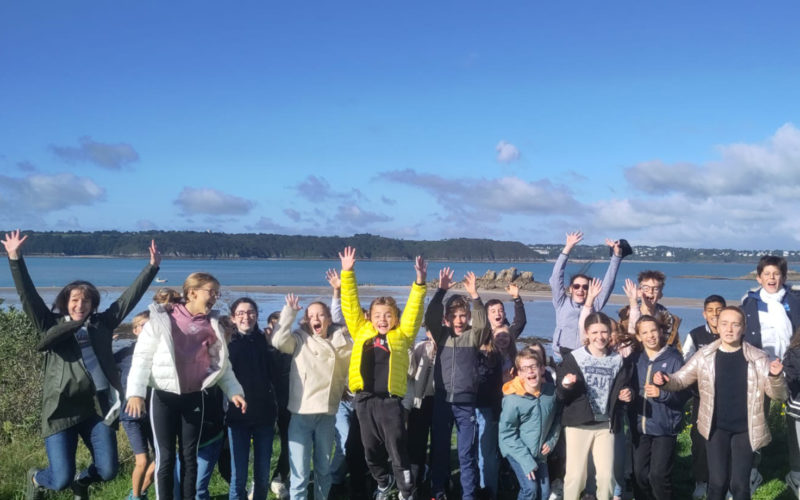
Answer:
[
  {"left": 132, "top": 310, "right": 150, "bottom": 328},
  {"left": 153, "top": 287, "right": 182, "bottom": 305},
  {"left": 182, "top": 273, "right": 220, "bottom": 301}
]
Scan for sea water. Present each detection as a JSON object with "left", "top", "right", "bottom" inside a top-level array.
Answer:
[{"left": 0, "top": 257, "right": 770, "bottom": 346}]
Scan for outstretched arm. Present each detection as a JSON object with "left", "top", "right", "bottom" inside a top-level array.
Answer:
[
  {"left": 339, "top": 246, "right": 366, "bottom": 335},
  {"left": 550, "top": 232, "right": 582, "bottom": 306},
  {"left": 99, "top": 239, "right": 161, "bottom": 329},
  {"left": 327, "top": 268, "right": 344, "bottom": 323},
  {"left": 271, "top": 294, "right": 301, "bottom": 354},
  {"left": 593, "top": 238, "right": 622, "bottom": 310},
  {"left": 507, "top": 283, "right": 527, "bottom": 339},
  {"left": 465, "top": 272, "right": 490, "bottom": 346},
  {"left": 4, "top": 230, "right": 55, "bottom": 333},
  {"left": 425, "top": 267, "right": 452, "bottom": 345},
  {"left": 399, "top": 256, "right": 428, "bottom": 343}
]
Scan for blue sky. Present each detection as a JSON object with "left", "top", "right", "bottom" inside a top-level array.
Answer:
[{"left": 2, "top": 1, "right": 800, "bottom": 249}]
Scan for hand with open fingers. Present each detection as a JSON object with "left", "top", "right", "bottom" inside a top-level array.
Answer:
[
  {"left": 149, "top": 239, "right": 162, "bottom": 267},
  {"left": 606, "top": 238, "right": 622, "bottom": 257},
  {"left": 1, "top": 229, "right": 28, "bottom": 260},
  {"left": 561, "top": 373, "right": 577, "bottom": 388},
  {"left": 231, "top": 395, "right": 247, "bottom": 414},
  {"left": 770, "top": 358, "right": 784, "bottom": 376},
  {"left": 564, "top": 231, "right": 584, "bottom": 253},
  {"left": 339, "top": 246, "right": 356, "bottom": 271},
  {"left": 506, "top": 282, "right": 520, "bottom": 299},
  {"left": 618, "top": 387, "right": 632, "bottom": 402},
  {"left": 439, "top": 267, "right": 455, "bottom": 290},
  {"left": 463, "top": 271, "right": 479, "bottom": 299},
  {"left": 586, "top": 278, "right": 602, "bottom": 305},
  {"left": 285, "top": 293, "right": 301, "bottom": 311},
  {"left": 644, "top": 384, "right": 660, "bottom": 398},
  {"left": 541, "top": 443, "right": 551, "bottom": 455},
  {"left": 126, "top": 396, "right": 146, "bottom": 419},
  {"left": 623, "top": 279, "right": 638, "bottom": 304},
  {"left": 415, "top": 256, "right": 427, "bottom": 283},
  {"left": 326, "top": 269, "right": 341, "bottom": 290},
  {"left": 652, "top": 371, "right": 669, "bottom": 386}
]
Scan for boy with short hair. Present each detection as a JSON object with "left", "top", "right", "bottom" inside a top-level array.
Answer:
[
  {"left": 499, "top": 347, "right": 560, "bottom": 500},
  {"left": 426, "top": 267, "right": 490, "bottom": 500},
  {"left": 619, "top": 270, "right": 682, "bottom": 351}
]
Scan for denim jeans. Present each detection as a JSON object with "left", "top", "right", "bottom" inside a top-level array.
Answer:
[
  {"left": 229, "top": 423, "right": 275, "bottom": 500},
  {"left": 507, "top": 455, "right": 550, "bottom": 500},
  {"left": 37, "top": 414, "right": 118, "bottom": 490},
  {"left": 331, "top": 399, "right": 354, "bottom": 485},
  {"left": 431, "top": 399, "right": 479, "bottom": 500},
  {"left": 288, "top": 413, "right": 336, "bottom": 500},
  {"left": 173, "top": 434, "right": 224, "bottom": 500},
  {"left": 475, "top": 406, "right": 500, "bottom": 497}
]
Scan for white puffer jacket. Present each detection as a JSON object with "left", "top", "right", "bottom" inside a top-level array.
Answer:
[
  {"left": 126, "top": 303, "right": 243, "bottom": 400},
  {"left": 272, "top": 305, "right": 353, "bottom": 415}
]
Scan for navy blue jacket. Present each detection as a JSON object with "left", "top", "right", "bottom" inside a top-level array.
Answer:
[
  {"left": 629, "top": 346, "right": 689, "bottom": 436},
  {"left": 226, "top": 330, "right": 278, "bottom": 427},
  {"left": 742, "top": 287, "right": 800, "bottom": 350}
]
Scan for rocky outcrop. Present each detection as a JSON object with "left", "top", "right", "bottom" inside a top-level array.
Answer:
[{"left": 428, "top": 267, "right": 551, "bottom": 292}]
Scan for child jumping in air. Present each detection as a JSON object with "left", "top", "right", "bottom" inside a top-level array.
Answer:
[
  {"left": 654, "top": 306, "right": 787, "bottom": 500},
  {"left": 339, "top": 246, "right": 428, "bottom": 500}
]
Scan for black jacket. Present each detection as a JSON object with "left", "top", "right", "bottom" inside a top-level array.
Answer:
[
  {"left": 556, "top": 348, "right": 633, "bottom": 433},
  {"left": 226, "top": 330, "right": 278, "bottom": 427}
]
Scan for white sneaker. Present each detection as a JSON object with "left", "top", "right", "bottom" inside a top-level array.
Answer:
[
  {"left": 750, "top": 468, "right": 763, "bottom": 495},
  {"left": 549, "top": 479, "right": 563, "bottom": 500},
  {"left": 692, "top": 481, "right": 707, "bottom": 499},
  {"left": 271, "top": 478, "right": 289, "bottom": 500}
]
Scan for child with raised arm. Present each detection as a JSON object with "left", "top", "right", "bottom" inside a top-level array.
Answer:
[
  {"left": 339, "top": 246, "right": 427, "bottom": 500},
  {"left": 653, "top": 307, "right": 787, "bottom": 500},
  {"left": 551, "top": 231, "right": 625, "bottom": 360},
  {"left": 272, "top": 289, "right": 353, "bottom": 500},
  {"left": 426, "top": 268, "right": 490, "bottom": 500},
  {"left": 618, "top": 271, "right": 682, "bottom": 352},
  {"left": 2, "top": 230, "right": 160, "bottom": 500},
  {"left": 499, "top": 347, "right": 560, "bottom": 500}
]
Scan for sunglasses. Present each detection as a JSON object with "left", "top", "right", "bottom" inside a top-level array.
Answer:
[{"left": 571, "top": 284, "right": 589, "bottom": 291}]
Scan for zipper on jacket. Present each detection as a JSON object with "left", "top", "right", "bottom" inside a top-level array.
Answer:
[{"left": 642, "top": 362, "right": 652, "bottom": 433}]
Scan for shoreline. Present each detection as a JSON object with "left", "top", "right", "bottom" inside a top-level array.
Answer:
[{"left": 0, "top": 285, "right": 708, "bottom": 308}]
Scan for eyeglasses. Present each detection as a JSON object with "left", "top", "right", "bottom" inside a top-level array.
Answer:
[
  {"left": 571, "top": 284, "right": 589, "bottom": 291},
  {"left": 196, "top": 288, "right": 220, "bottom": 298},
  {"left": 518, "top": 364, "right": 540, "bottom": 373},
  {"left": 234, "top": 310, "right": 257, "bottom": 318},
  {"left": 640, "top": 285, "right": 662, "bottom": 293}
]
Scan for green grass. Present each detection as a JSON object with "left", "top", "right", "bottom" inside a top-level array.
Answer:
[{"left": 1, "top": 404, "right": 796, "bottom": 499}]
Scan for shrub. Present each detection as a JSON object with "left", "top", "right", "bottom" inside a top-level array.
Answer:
[{"left": 0, "top": 305, "right": 43, "bottom": 438}]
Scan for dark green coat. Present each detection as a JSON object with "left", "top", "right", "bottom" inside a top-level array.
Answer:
[{"left": 9, "top": 257, "right": 158, "bottom": 437}]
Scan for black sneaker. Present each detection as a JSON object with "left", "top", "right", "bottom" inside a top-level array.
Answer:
[
  {"left": 25, "top": 469, "right": 45, "bottom": 500},
  {"left": 70, "top": 474, "right": 90, "bottom": 500}
]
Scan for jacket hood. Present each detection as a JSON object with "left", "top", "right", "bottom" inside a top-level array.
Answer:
[{"left": 502, "top": 376, "right": 543, "bottom": 397}]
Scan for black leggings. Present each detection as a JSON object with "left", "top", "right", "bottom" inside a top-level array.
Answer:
[
  {"left": 706, "top": 428, "right": 752, "bottom": 500},
  {"left": 150, "top": 390, "right": 203, "bottom": 500}
]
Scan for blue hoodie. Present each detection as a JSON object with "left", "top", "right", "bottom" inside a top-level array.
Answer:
[{"left": 629, "top": 346, "right": 689, "bottom": 436}]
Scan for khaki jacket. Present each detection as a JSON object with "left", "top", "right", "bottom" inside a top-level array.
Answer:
[{"left": 663, "top": 340, "right": 787, "bottom": 451}]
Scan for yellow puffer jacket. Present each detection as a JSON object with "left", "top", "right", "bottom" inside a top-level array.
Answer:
[{"left": 341, "top": 270, "right": 427, "bottom": 396}]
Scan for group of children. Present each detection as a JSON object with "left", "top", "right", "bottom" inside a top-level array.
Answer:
[{"left": 6, "top": 227, "right": 800, "bottom": 500}]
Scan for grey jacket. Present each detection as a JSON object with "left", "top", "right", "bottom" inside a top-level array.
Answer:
[{"left": 550, "top": 253, "right": 621, "bottom": 354}]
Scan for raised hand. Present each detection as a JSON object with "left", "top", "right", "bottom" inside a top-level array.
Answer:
[
  {"left": 438, "top": 267, "right": 455, "bottom": 290},
  {"left": 563, "top": 231, "right": 584, "bottom": 254},
  {"left": 339, "top": 246, "right": 356, "bottom": 272},
  {"left": 586, "top": 278, "right": 602, "bottom": 306},
  {"left": 285, "top": 293, "right": 301, "bottom": 311},
  {"left": 618, "top": 387, "right": 632, "bottom": 402},
  {"left": 149, "top": 239, "right": 162, "bottom": 267},
  {"left": 231, "top": 394, "right": 247, "bottom": 414},
  {"left": 561, "top": 373, "right": 577, "bottom": 388},
  {"left": 326, "top": 268, "right": 341, "bottom": 290},
  {"left": 1, "top": 229, "right": 28, "bottom": 260},
  {"left": 463, "top": 271, "right": 479, "bottom": 299},
  {"left": 770, "top": 358, "right": 784, "bottom": 376},
  {"left": 623, "top": 278, "right": 638, "bottom": 304},
  {"left": 652, "top": 371, "right": 669, "bottom": 387},
  {"left": 606, "top": 238, "right": 622, "bottom": 257},
  {"left": 506, "top": 282, "right": 520, "bottom": 299},
  {"left": 415, "top": 256, "right": 427, "bottom": 284}
]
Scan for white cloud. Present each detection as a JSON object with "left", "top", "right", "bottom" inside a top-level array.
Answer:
[
  {"left": 295, "top": 175, "right": 334, "bottom": 202},
  {"left": 173, "top": 187, "right": 255, "bottom": 215},
  {"left": 335, "top": 204, "right": 392, "bottom": 227},
  {"left": 0, "top": 172, "right": 106, "bottom": 212},
  {"left": 495, "top": 140, "right": 520, "bottom": 163},
  {"left": 50, "top": 136, "right": 140, "bottom": 170}
]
